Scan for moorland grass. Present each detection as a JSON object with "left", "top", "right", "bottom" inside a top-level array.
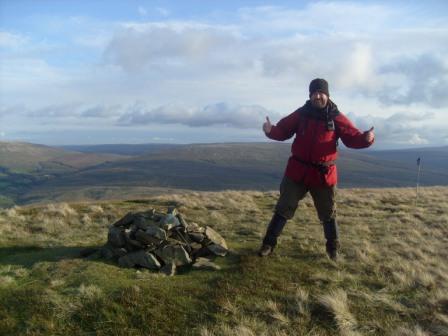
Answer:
[{"left": 0, "top": 187, "right": 447, "bottom": 335}]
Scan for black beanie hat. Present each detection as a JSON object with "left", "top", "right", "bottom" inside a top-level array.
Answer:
[{"left": 309, "top": 78, "right": 329, "bottom": 97}]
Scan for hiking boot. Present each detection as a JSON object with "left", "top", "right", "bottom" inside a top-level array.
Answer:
[
  {"left": 258, "top": 244, "right": 273, "bottom": 257},
  {"left": 326, "top": 248, "right": 338, "bottom": 261},
  {"left": 326, "top": 240, "right": 340, "bottom": 261}
]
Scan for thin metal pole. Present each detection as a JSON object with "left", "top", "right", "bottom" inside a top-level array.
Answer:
[{"left": 415, "top": 157, "right": 422, "bottom": 207}]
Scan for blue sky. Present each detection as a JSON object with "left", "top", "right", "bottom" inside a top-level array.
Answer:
[{"left": 1, "top": 0, "right": 448, "bottom": 148}]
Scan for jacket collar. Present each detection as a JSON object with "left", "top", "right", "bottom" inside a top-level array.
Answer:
[{"left": 303, "top": 100, "right": 339, "bottom": 120}]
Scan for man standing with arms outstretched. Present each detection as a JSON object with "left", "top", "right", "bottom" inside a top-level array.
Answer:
[{"left": 259, "top": 78, "right": 375, "bottom": 260}]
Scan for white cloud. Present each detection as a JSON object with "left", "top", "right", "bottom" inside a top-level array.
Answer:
[
  {"left": 0, "top": 58, "right": 67, "bottom": 83},
  {"left": 0, "top": 31, "right": 28, "bottom": 48},
  {"left": 0, "top": 104, "right": 26, "bottom": 117},
  {"left": 117, "top": 102, "right": 276, "bottom": 128},
  {"left": 24, "top": 103, "right": 123, "bottom": 120},
  {"left": 156, "top": 7, "right": 170, "bottom": 17},
  {"left": 1, "top": 2, "right": 448, "bottom": 147},
  {"left": 73, "top": 33, "right": 111, "bottom": 49},
  {"left": 338, "top": 44, "right": 376, "bottom": 90},
  {"left": 138, "top": 6, "right": 148, "bottom": 16},
  {"left": 103, "top": 22, "right": 243, "bottom": 73},
  {"left": 137, "top": 6, "right": 169, "bottom": 17},
  {"left": 99, "top": 5, "right": 448, "bottom": 109},
  {"left": 0, "top": 57, "right": 78, "bottom": 107},
  {"left": 5, "top": 101, "right": 276, "bottom": 130},
  {"left": 409, "top": 134, "right": 429, "bottom": 145},
  {"left": 378, "top": 54, "right": 448, "bottom": 107},
  {"left": 237, "top": 3, "right": 397, "bottom": 36},
  {"left": 344, "top": 110, "right": 445, "bottom": 148},
  {"left": 81, "top": 105, "right": 123, "bottom": 118}
]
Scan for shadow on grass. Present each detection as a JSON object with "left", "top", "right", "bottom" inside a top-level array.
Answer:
[
  {"left": 0, "top": 245, "right": 244, "bottom": 276},
  {"left": 0, "top": 245, "right": 98, "bottom": 268},
  {"left": 309, "top": 302, "right": 338, "bottom": 330}
]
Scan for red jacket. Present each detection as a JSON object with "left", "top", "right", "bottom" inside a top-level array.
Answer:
[{"left": 267, "top": 101, "right": 374, "bottom": 187}]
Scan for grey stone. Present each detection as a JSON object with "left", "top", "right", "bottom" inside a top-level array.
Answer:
[
  {"left": 170, "top": 227, "right": 192, "bottom": 245},
  {"left": 144, "top": 244, "right": 158, "bottom": 252},
  {"left": 113, "top": 247, "right": 128, "bottom": 258},
  {"left": 146, "top": 226, "right": 167, "bottom": 240},
  {"left": 189, "top": 242, "right": 203, "bottom": 251},
  {"left": 205, "top": 226, "right": 228, "bottom": 255},
  {"left": 188, "top": 232, "right": 205, "bottom": 243},
  {"left": 162, "top": 214, "right": 181, "bottom": 231},
  {"left": 135, "top": 229, "right": 163, "bottom": 246},
  {"left": 108, "top": 227, "right": 126, "bottom": 247},
  {"left": 124, "top": 232, "right": 145, "bottom": 250},
  {"left": 118, "top": 254, "right": 135, "bottom": 268},
  {"left": 155, "top": 245, "right": 192, "bottom": 266},
  {"left": 188, "top": 222, "right": 205, "bottom": 233},
  {"left": 207, "top": 243, "right": 228, "bottom": 257},
  {"left": 104, "top": 208, "right": 228, "bottom": 273},
  {"left": 119, "top": 250, "right": 161, "bottom": 269},
  {"left": 167, "top": 206, "right": 178, "bottom": 216},
  {"left": 176, "top": 213, "right": 188, "bottom": 228},
  {"left": 113, "top": 212, "right": 136, "bottom": 228},
  {"left": 152, "top": 211, "right": 165, "bottom": 222},
  {"left": 133, "top": 216, "right": 154, "bottom": 231},
  {"left": 142, "top": 208, "right": 156, "bottom": 218},
  {"left": 137, "top": 251, "right": 161, "bottom": 270},
  {"left": 192, "top": 246, "right": 213, "bottom": 258},
  {"left": 193, "top": 257, "right": 221, "bottom": 271},
  {"left": 160, "top": 262, "right": 176, "bottom": 276}
]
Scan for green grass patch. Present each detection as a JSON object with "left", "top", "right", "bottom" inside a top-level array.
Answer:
[{"left": 0, "top": 187, "right": 447, "bottom": 335}]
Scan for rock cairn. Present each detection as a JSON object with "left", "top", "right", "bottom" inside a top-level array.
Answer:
[{"left": 100, "top": 207, "right": 228, "bottom": 275}]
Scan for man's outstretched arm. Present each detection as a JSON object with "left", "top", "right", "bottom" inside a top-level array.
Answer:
[
  {"left": 263, "top": 110, "right": 300, "bottom": 141},
  {"left": 335, "top": 113, "right": 375, "bottom": 148}
]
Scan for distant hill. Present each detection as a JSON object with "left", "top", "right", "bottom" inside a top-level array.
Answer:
[
  {"left": 1, "top": 141, "right": 447, "bottom": 206},
  {"left": 0, "top": 141, "right": 127, "bottom": 206},
  {"left": 45, "top": 142, "right": 448, "bottom": 188},
  {"left": 0, "top": 141, "right": 126, "bottom": 174},
  {"left": 61, "top": 143, "right": 181, "bottom": 156},
  {"left": 366, "top": 146, "right": 448, "bottom": 174}
]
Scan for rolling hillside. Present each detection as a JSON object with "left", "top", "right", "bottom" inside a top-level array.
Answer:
[
  {"left": 1, "top": 142, "right": 447, "bottom": 207},
  {"left": 0, "top": 142, "right": 127, "bottom": 207},
  {"left": 62, "top": 143, "right": 181, "bottom": 156},
  {"left": 60, "top": 142, "right": 448, "bottom": 187},
  {"left": 366, "top": 146, "right": 448, "bottom": 174},
  {"left": 0, "top": 141, "right": 126, "bottom": 173}
]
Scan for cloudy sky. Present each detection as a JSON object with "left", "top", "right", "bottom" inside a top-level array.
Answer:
[{"left": 1, "top": 0, "right": 447, "bottom": 148}]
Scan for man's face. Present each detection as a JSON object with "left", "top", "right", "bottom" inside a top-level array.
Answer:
[{"left": 310, "top": 91, "right": 328, "bottom": 109}]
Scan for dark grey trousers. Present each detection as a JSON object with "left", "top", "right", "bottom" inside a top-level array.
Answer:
[
  {"left": 262, "top": 176, "right": 339, "bottom": 248},
  {"left": 275, "top": 176, "right": 336, "bottom": 222}
]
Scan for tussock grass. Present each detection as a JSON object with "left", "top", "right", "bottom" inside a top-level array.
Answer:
[
  {"left": 87, "top": 205, "right": 104, "bottom": 214},
  {"left": 391, "top": 325, "right": 429, "bottom": 336},
  {"left": 44, "top": 202, "right": 77, "bottom": 217},
  {"left": 0, "top": 186, "right": 447, "bottom": 335},
  {"left": 317, "top": 289, "right": 358, "bottom": 335},
  {"left": 2, "top": 206, "right": 26, "bottom": 222}
]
